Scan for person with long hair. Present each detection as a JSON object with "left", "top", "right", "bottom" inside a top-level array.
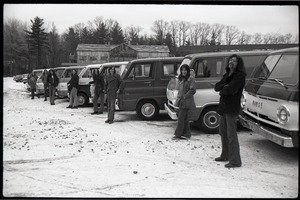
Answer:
[
  {"left": 105, "top": 67, "right": 122, "bottom": 124},
  {"left": 66, "top": 69, "right": 79, "bottom": 109},
  {"left": 41, "top": 69, "right": 49, "bottom": 101},
  {"left": 47, "top": 69, "right": 59, "bottom": 105},
  {"left": 173, "top": 64, "right": 196, "bottom": 140},
  {"left": 214, "top": 54, "right": 246, "bottom": 168}
]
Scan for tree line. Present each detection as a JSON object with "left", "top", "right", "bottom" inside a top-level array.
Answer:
[{"left": 3, "top": 16, "right": 299, "bottom": 76}]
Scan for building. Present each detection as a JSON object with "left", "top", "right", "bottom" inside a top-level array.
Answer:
[{"left": 76, "top": 43, "right": 170, "bottom": 65}]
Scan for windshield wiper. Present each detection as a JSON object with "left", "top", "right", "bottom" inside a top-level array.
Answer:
[{"left": 268, "top": 78, "right": 288, "bottom": 89}]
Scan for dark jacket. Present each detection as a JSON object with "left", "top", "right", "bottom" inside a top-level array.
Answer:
[
  {"left": 41, "top": 70, "right": 49, "bottom": 86},
  {"left": 68, "top": 74, "right": 79, "bottom": 90},
  {"left": 215, "top": 72, "right": 246, "bottom": 115},
  {"left": 93, "top": 71, "right": 105, "bottom": 96},
  {"left": 28, "top": 74, "right": 38, "bottom": 89},
  {"left": 105, "top": 74, "right": 122, "bottom": 99},
  {"left": 47, "top": 72, "right": 59, "bottom": 87},
  {"left": 178, "top": 77, "right": 196, "bottom": 109}
]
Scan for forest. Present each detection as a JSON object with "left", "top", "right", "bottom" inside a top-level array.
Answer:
[{"left": 3, "top": 16, "right": 298, "bottom": 76}]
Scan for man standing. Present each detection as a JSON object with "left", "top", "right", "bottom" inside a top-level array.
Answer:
[
  {"left": 41, "top": 69, "right": 49, "bottom": 101},
  {"left": 214, "top": 54, "right": 246, "bottom": 168},
  {"left": 66, "top": 69, "right": 79, "bottom": 109},
  {"left": 91, "top": 69, "right": 105, "bottom": 115}
]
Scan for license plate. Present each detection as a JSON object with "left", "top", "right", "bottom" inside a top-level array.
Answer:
[{"left": 252, "top": 100, "right": 263, "bottom": 109}]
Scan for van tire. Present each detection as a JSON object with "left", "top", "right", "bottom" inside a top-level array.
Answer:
[
  {"left": 136, "top": 100, "right": 159, "bottom": 120},
  {"left": 197, "top": 106, "right": 220, "bottom": 134},
  {"left": 77, "top": 92, "right": 88, "bottom": 107}
]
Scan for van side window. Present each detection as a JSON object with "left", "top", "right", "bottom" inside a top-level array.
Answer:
[
  {"left": 64, "top": 70, "right": 72, "bottom": 78},
  {"left": 128, "top": 64, "right": 153, "bottom": 79},
  {"left": 193, "top": 58, "right": 223, "bottom": 78},
  {"left": 163, "top": 63, "right": 179, "bottom": 77},
  {"left": 82, "top": 69, "right": 90, "bottom": 78}
]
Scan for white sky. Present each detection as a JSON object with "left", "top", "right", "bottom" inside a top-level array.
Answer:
[{"left": 3, "top": 4, "right": 299, "bottom": 37}]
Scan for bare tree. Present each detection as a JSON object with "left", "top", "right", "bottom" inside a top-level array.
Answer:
[
  {"left": 210, "top": 23, "right": 225, "bottom": 45},
  {"left": 225, "top": 25, "right": 240, "bottom": 45},
  {"left": 237, "top": 31, "right": 252, "bottom": 45},
  {"left": 151, "top": 19, "right": 169, "bottom": 45},
  {"left": 169, "top": 20, "right": 179, "bottom": 47},
  {"left": 252, "top": 33, "right": 263, "bottom": 44},
  {"left": 178, "top": 21, "right": 191, "bottom": 46},
  {"left": 124, "top": 25, "right": 142, "bottom": 45},
  {"left": 263, "top": 33, "right": 273, "bottom": 44}
]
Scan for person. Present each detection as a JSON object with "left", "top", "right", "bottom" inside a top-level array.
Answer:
[
  {"left": 91, "top": 68, "right": 105, "bottom": 115},
  {"left": 214, "top": 54, "right": 246, "bottom": 168},
  {"left": 203, "top": 60, "right": 211, "bottom": 77},
  {"left": 47, "top": 69, "right": 59, "bottom": 105},
  {"left": 28, "top": 72, "right": 39, "bottom": 99},
  {"left": 104, "top": 67, "right": 122, "bottom": 124},
  {"left": 173, "top": 64, "right": 196, "bottom": 140},
  {"left": 41, "top": 69, "right": 49, "bottom": 101},
  {"left": 66, "top": 69, "right": 79, "bottom": 109}
]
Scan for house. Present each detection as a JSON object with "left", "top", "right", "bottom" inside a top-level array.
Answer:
[{"left": 76, "top": 43, "right": 170, "bottom": 65}]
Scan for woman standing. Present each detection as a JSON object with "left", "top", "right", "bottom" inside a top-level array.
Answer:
[
  {"left": 105, "top": 67, "right": 122, "bottom": 124},
  {"left": 173, "top": 64, "right": 196, "bottom": 140},
  {"left": 214, "top": 54, "right": 246, "bottom": 168},
  {"left": 47, "top": 69, "right": 59, "bottom": 105},
  {"left": 41, "top": 69, "right": 49, "bottom": 101},
  {"left": 28, "top": 72, "right": 39, "bottom": 99}
]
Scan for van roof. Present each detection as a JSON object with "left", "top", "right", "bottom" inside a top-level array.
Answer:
[
  {"left": 101, "top": 61, "right": 129, "bottom": 66},
  {"left": 184, "top": 50, "right": 272, "bottom": 59},
  {"left": 84, "top": 64, "right": 102, "bottom": 68},
  {"left": 130, "top": 57, "right": 184, "bottom": 63},
  {"left": 268, "top": 47, "right": 299, "bottom": 55}
]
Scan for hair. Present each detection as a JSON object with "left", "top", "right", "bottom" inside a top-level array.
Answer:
[
  {"left": 178, "top": 64, "right": 191, "bottom": 81},
  {"left": 226, "top": 54, "right": 247, "bottom": 76},
  {"left": 108, "top": 67, "right": 116, "bottom": 75}
]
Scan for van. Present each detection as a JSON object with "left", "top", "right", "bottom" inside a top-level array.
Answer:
[
  {"left": 165, "top": 50, "right": 271, "bottom": 134},
  {"left": 118, "top": 57, "right": 183, "bottom": 119},
  {"left": 239, "top": 47, "right": 299, "bottom": 147},
  {"left": 57, "top": 66, "right": 85, "bottom": 98}
]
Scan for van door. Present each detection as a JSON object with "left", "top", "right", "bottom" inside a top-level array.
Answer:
[
  {"left": 119, "top": 62, "right": 154, "bottom": 110},
  {"left": 154, "top": 61, "right": 181, "bottom": 109}
]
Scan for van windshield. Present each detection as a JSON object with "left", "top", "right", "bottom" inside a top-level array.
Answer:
[{"left": 252, "top": 54, "right": 299, "bottom": 85}]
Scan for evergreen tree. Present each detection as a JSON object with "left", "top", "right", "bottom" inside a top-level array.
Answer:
[
  {"left": 99, "top": 22, "right": 110, "bottom": 44},
  {"left": 110, "top": 22, "right": 124, "bottom": 45},
  {"left": 24, "top": 16, "right": 49, "bottom": 69}
]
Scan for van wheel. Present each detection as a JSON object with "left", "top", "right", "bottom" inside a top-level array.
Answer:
[
  {"left": 197, "top": 107, "right": 220, "bottom": 134},
  {"left": 136, "top": 100, "right": 159, "bottom": 120},
  {"left": 77, "top": 92, "right": 88, "bottom": 107}
]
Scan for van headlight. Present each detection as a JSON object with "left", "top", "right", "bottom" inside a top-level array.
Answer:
[
  {"left": 240, "top": 92, "right": 246, "bottom": 109},
  {"left": 277, "top": 106, "right": 290, "bottom": 124}
]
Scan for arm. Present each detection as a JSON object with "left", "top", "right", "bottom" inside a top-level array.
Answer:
[
  {"left": 219, "top": 73, "right": 245, "bottom": 96},
  {"left": 183, "top": 77, "right": 196, "bottom": 99}
]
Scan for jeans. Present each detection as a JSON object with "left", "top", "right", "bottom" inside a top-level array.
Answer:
[
  {"left": 174, "top": 108, "right": 191, "bottom": 138},
  {"left": 69, "top": 88, "right": 78, "bottom": 107},
  {"left": 93, "top": 93, "right": 104, "bottom": 113},
  {"left": 219, "top": 113, "right": 242, "bottom": 165},
  {"left": 49, "top": 85, "right": 56, "bottom": 105},
  {"left": 107, "top": 95, "right": 116, "bottom": 121}
]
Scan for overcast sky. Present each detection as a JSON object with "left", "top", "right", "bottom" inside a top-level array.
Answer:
[{"left": 3, "top": 4, "right": 299, "bottom": 37}]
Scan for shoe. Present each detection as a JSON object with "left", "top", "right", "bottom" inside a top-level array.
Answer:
[
  {"left": 215, "top": 157, "right": 228, "bottom": 162},
  {"left": 181, "top": 136, "right": 190, "bottom": 140},
  {"left": 225, "top": 163, "right": 241, "bottom": 168},
  {"left": 66, "top": 106, "right": 72, "bottom": 108},
  {"left": 91, "top": 112, "right": 98, "bottom": 115},
  {"left": 172, "top": 136, "right": 181, "bottom": 140},
  {"left": 51, "top": 103, "right": 55, "bottom": 105},
  {"left": 44, "top": 99, "right": 47, "bottom": 101},
  {"left": 71, "top": 107, "right": 78, "bottom": 109},
  {"left": 105, "top": 119, "right": 110, "bottom": 123},
  {"left": 98, "top": 112, "right": 103, "bottom": 114},
  {"left": 108, "top": 120, "right": 113, "bottom": 124}
]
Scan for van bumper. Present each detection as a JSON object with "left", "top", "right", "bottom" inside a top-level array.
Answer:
[
  {"left": 164, "top": 103, "right": 178, "bottom": 120},
  {"left": 238, "top": 114, "right": 294, "bottom": 148}
]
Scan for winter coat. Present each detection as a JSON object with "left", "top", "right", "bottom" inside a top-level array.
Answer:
[
  {"left": 28, "top": 74, "right": 38, "bottom": 89},
  {"left": 41, "top": 71, "right": 49, "bottom": 86},
  {"left": 215, "top": 71, "right": 246, "bottom": 115},
  {"left": 177, "top": 76, "right": 196, "bottom": 109},
  {"left": 47, "top": 73, "right": 59, "bottom": 87},
  {"left": 105, "top": 74, "right": 122, "bottom": 99},
  {"left": 93, "top": 72, "right": 105, "bottom": 96},
  {"left": 67, "top": 74, "right": 79, "bottom": 90}
]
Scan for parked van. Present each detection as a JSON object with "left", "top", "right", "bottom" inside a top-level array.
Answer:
[
  {"left": 165, "top": 50, "right": 271, "bottom": 134},
  {"left": 90, "top": 61, "right": 129, "bottom": 102},
  {"left": 57, "top": 66, "right": 85, "bottom": 98},
  {"left": 239, "top": 47, "right": 299, "bottom": 148},
  {"left": 118, "top": 57, "right": 183, "bottom": 120},
  {"left": 26, "top": 69, "right": 44, "bottom": 92}
]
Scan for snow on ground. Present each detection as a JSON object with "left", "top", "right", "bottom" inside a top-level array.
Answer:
[{"left": 2, "top": 77, "right": 299, "bottom": 198}]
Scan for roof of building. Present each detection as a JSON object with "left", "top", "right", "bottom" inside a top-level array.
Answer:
[{"left": 77, "top": 43, "right": 170, "bottom": 53}]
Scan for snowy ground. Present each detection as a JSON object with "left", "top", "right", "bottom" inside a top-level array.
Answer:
[{"left": 2, "top": 77, "right": 299, "bottom": 198}]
